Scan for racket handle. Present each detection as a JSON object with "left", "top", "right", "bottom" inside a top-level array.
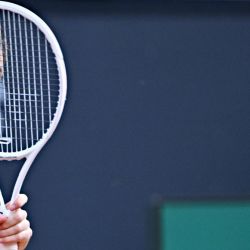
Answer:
[{"left": 0, "top": 243, "right": 18, "bottom": 250}]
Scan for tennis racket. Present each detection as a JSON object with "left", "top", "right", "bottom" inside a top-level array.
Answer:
[{"left": 0, "top": 2, "right": 67, "bottom": 249}]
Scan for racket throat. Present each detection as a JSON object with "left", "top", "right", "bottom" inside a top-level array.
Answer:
[{"left": 11, "top": 150, "right": 39, "bottom": 203}]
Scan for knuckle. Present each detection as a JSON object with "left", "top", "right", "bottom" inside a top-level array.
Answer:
[
  {"left": 19, "top": 210, "right": 27, "bottom": 220},
  {"left": 23, "top": 228, "right": 32, "bottom": 240},
  {"left": 22, "top": 210, "right": 27, "bottom": 218},
  {"left": 15, "top": 210, "right": 27, "bottom": 221},
  {"left": 23, "top": 210, "right": 28, "bottom": 218},
  {"left": 28, "top": 228, "right": 33, "bottom": 238},
  {"left": 26, "top": 219, "right": 30, "bottom": 228},
  {"left": 15, "top": 212, "right": 22, "bottom": 221},
  {"left": 16, "top": 223, "right": 22, "bottom": 232}
]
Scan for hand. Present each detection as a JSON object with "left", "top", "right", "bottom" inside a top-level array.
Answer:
[{"left": 0, "top": 194, "right": 33, "bottom": 250}]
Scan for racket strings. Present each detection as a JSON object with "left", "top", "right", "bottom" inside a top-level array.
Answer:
[{"left": 0, "top": 10, "right": 60, "bottom": 153}]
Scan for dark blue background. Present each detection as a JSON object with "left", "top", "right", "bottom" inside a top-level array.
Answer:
[{"left": 2, "top": 1, "right": 250, "bottom": 249}]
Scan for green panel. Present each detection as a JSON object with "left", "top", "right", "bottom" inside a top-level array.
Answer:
[{"left": 160, "top": 201, "right": 250, "bottom": 250}]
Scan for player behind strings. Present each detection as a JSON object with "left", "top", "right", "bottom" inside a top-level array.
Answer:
[{"left": 0, "top": 26, "right": 32, "bottom": 250}]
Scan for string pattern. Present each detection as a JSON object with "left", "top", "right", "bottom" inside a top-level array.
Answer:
[{"left": 0, "top": 10, "right": 59, "bottom": 153}]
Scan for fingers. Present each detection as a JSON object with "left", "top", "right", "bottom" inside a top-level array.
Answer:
[
  {"left": 0, "top": 219, "right": 30, "bottom": 238},
  {"left": 0, "top": 228, "right": 32, "bottom": 244},
  {"left": 0, "top": 215, "right": 7, "bottom": 225},
  {"left": 0, "top": 194, "right": 32, "bottom": 249},
  {"left": 18, "top": 228, "right": 33, "bottom": 250},
  {"left": 6, "top": 194, "right": 28, "bottom": 211},
  {"left": 0, "top": 209, "right": 32, "bottom": 249},
  {"left": 0, "top": 209, "right": 27, "bottom": 230}
]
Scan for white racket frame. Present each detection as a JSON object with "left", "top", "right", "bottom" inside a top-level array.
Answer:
[
  {"left": 0, "top": 2, "right": 67, "bottom": 249},
  {"left": 0, "top": 1, "right": 67, "bottom": 160}
]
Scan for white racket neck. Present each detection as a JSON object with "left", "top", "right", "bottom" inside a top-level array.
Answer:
[{"left": 11, "top": 150, "right": 40, "bottom": 204}]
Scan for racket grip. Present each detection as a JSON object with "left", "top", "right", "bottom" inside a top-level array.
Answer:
[{"left": 0, "top": 243, "right": 18, "bottom": 250}]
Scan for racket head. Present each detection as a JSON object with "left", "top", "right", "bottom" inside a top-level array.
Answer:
[{"left": 0, "top": 1, "right": 67, "bottom": 160}]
